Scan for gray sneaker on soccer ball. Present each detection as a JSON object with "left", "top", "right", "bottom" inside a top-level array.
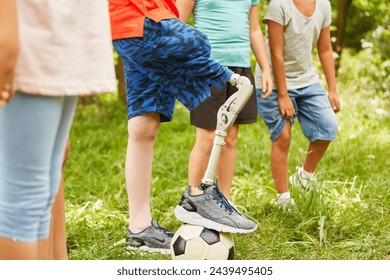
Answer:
[
  {"left": 126, "top": 221, "right": 173, "bottom": 254},
  {"left": 174, "top": 183, "right": 257, "bottom": 234}
]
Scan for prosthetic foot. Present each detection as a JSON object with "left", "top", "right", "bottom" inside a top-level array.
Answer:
[{"left": 201, "top": 76, "right": 253, "bottom": 186}]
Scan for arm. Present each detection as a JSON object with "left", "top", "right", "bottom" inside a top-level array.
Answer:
[
  {"left": 175, "top": 0, "right": 195, "bottom": 22},
  {"left": 317, "top": 26, "right": 340, "bottom": 112},
  {"left": 268, "top": 20, "right": 295, "bottom": 118},
  {"left": 0, "top": 0, "right": 19, "bottom": 107},
  {"left": 249, "top": 5, "right": 273, "bottom": 98}
]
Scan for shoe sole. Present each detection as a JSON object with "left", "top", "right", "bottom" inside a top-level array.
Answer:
[
  {"left": 174, "top": 205, "right": 257, "bottom": 234},
  {"left": 126, "top": 245, "right": 170, "bottom": 255}
]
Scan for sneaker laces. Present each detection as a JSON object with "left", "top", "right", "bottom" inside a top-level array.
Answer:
[
  {"left": 151, "top": 221, "right": 173, "bottom": 237},
  {"left": 214, "top": 192, "right": 234, "bottom": 214},
  {"left": 200, "top": 181, "right": 235, "bottom": 215}
]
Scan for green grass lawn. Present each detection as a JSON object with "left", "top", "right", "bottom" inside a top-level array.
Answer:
[{"left": 64, "top": 68, "right": 390, "bottom": 260}]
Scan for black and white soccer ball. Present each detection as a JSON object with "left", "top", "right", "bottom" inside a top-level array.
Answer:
[{"left": 170, "top": 224, "right": 234, "bottom": 260}]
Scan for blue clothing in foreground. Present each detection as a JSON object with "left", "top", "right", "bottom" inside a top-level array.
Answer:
[
  {"left": 0, "top": 93, "right": 77, "bottom": 242},
  {"left": 113, "top": 18, "right": 233, "bottom": 122}
]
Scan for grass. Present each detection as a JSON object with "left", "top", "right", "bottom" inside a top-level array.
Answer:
[{"left": 64, "top": 61, "right": 390, "bottom": 260}]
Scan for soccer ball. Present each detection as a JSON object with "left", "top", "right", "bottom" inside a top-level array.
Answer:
[{"left": 170, "top": 224, "right": 234, "bottom": 260}]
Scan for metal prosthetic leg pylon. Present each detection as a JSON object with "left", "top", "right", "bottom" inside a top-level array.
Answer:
[{"left": 201, "top": 78, "right": 253, "bottom": 186}]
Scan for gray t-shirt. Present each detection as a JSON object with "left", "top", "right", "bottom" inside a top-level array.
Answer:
[{"left": 255, "top": 0, "right": 332, "bottom": 89}]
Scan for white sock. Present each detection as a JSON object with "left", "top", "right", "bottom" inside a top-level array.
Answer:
[
  {"left": 277, "top": 191, "right": 291, "bottom": 201},
  {"left": 300, "top": 167, "right": 314, "bottom": 180}
]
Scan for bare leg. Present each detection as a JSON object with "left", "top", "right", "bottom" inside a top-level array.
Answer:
[
  {"left": 126, "top": 113, "right": 160, "bottom": 233},
  {"left": 0, "top": 238, "right": 37, "bottom": 259},
  {"left": 49, "top": 138, "right": 70, "bottom": 259},
  {"left": 303, "top": 140, "right": 331, "bottom": 173},
  {"left": 188, "top": 128, "right": 214, "bottom": 191},
  {"left": 188, "top": 125, "right": 239, "bottom": 198},
  {"left": 215, "top": 125, "right": 239, "bottom": 198},
  {"left": 37, "top": 238, "right": 50, "bottom": 260},
  {"left": 0, "top": 235, "right": 50, "bottom": 260},
  {"left": 270, "top": 122, "right": 291, "bottom": 193},
  {"left": 49, "top": 175, "right": 68, "bottom": 259}
]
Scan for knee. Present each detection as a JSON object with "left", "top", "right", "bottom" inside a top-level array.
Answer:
[
  {"left": 224, "top": 134, "right": 238, "bottom": 150},
  {"left": 129, "top": 120, "right": 159, "bottom": 142},
  {"left": 274, "top": 128, "right": 291, "bottom": 151}
]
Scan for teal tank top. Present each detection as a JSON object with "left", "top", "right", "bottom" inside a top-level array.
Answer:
[{"left": 193, "top": 0, "right": 258, "bottom": 67}]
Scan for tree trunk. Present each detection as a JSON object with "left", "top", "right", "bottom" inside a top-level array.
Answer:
[
  {"left": 115, "top": 56, "right": 127, "bottom": 104},
  {"left": 331, "top": 0, "right": 353, "bottom": 74}
]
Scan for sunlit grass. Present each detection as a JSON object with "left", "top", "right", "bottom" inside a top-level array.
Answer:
[{"left": 64, "top": 62, "right": 390, "bottom": 260}]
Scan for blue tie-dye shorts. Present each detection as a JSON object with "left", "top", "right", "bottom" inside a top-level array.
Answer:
[{"left": 113, "top": 18, "right": 232, "bottom": 122}]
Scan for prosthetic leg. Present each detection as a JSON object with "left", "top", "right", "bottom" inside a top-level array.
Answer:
[
  {"left": 174, "top": 77, "right": 257, "bottom": 233},
  {"left": 201, "top": 77, "right": 253, "bottom": 186}
]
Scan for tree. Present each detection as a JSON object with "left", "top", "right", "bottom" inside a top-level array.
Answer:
[{"left": 331, "top": 0, "right": 353, "bottom": 73}]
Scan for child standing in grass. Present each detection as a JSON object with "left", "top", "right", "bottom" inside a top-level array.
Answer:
[
  {"left": 175, "top": 0, "right": 273, "bottom": 199},
  {"left": 255, "top": 0, "right": 340, "bottom": 206},
  {"left": 0, "top": 0, "right": 116, "bottom": 259},
  {"left": 109, "top": 0, "right": 258, "bottom": 254}
]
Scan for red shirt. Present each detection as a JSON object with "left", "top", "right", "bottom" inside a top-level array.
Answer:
[{"left": 109, "top": 0, "right": 179, "bottom": 40}]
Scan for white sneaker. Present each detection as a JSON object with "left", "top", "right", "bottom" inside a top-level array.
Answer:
[
  {"left": 289, "top": 166, "right": 316, "bottom": 189},
  {"left": 275, "top": 192, "right": 295, "bottom": 208}
]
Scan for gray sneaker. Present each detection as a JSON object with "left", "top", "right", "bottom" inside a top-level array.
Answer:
[
  {"left": 174, "top": 184, "right": 257, "bottom": 234},
  {"left": 126, "top": 221, "right": 173, "bottom": 254}
]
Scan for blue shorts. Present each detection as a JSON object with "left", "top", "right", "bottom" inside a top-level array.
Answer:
[
  {"left": 257, "top": 83, "right": 338, "bottom": 142},
  {"left": 113, "top": 18, "right": 232, "bottom": 122}
]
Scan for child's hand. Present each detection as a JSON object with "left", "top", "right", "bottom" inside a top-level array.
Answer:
[
  {"left": 328, "top": 91, "right": 340, "bottom": 113},
  {"left": 260, "top": 70, "right": 273, "bottom": 99},
  {"left": 278, "top": 95, "right": 295, "bottom": 119},
  {"left": 0, "top": 83, "right": 14, "bottom": 108}
]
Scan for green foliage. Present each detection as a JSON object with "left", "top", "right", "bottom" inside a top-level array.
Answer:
[
  {"left": 338, "top": 47, "right": 389, "bottom": 99},
  {"left": 344, "top": 3, "right": 389, "bottom": 51},
  {"left": 331, "top": 0, "right": 389, "bottom": 52}
]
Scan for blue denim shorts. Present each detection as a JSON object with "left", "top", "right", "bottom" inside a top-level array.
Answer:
[
  {"left": 113, "top": 18, "right": 232, "bottom": 122},
  {"left": 257, "top": 83, "right": 338, "bottom": 142}
]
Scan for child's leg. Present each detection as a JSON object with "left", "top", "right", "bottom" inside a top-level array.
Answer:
[
  {"left": 0, "top": 93, "right": 76, "bottom": 259},
  {"left": 125, "top": 113, "right": 160, "bottom": 233},
  {"left": 188, "top": 124, "right": 239, "bottom": 198},
  {"left": 189, "top": 68, "right": 256, "bottom": 198},
  {"left": 215, "top": 125, "right": 239, "bottom": 198},
  {"left": 271, "top": 121, "right": 292, "bottom": 194},
  {"left": 303, "top": 140, "right": 331, "bottom": 173},
  {"left": 297, "top": 83, "right": 338, "bottom": 176},
  {"left": 49, "top": 138, "right": 70, "bottom": 260},
  {"left": 188, "top": 128, "right": 214, "bottom": 191}
]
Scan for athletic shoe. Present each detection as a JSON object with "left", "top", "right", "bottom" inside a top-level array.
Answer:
[
  {"left": 126, "top": 221, "right": 173, "bottom": 254},
  {"left": 174, "top": 183, "right": 257, "bottom": 234},
  {"left": 289, "top": 166, "right": 317, "bottom": 189},
  {"left": 275, "top": 197, "right": 296, "bottom": 208}
]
